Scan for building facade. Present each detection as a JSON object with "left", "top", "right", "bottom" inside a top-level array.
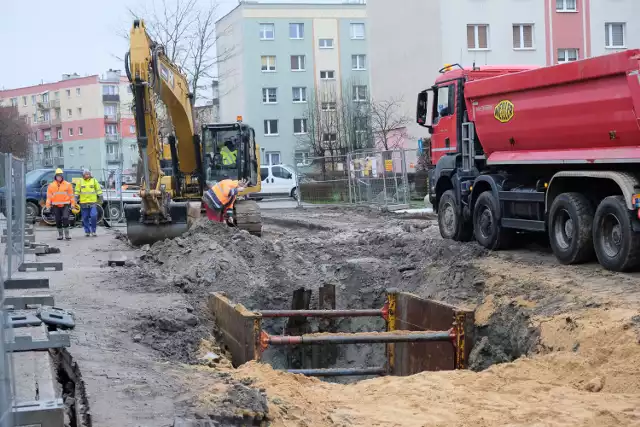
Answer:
[
  {"left": 0, "top": 70, "right": 139, "bottom": 173},
  {"left": 368, "top": 0, "right": 640, "bottom": 155},
  {"left": 216, "top": 1, "right": 368, "bottom": 165}
]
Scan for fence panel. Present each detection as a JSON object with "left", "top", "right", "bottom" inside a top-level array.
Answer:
[
  {"left": 297, "top": 155, "right": 351, "bottom": 206},
  {"left": 98, "top": 168, "right": 133, "bottom": 226},
  {"left": 348, "top": 149, "right": 409, "bottom": 209}
]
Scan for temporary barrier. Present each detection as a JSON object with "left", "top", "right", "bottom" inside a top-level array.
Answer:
[{"left": 209, "top": 289, "right": 473, "bottom": 376}]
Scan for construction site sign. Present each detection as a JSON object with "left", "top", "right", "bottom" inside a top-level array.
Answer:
[{"left": 384, "top": 159, "right": 393, "bottom": 172}]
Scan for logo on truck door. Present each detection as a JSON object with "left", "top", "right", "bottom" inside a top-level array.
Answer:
[{"left": 494, "top": 100, "right": 514, "bottom": 123}]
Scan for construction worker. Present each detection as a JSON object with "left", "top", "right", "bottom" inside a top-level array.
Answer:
[
  {"left": 75, "top": 169, "right": 103, "bottom": 237},
  {"left": 45, "top": 168, "right": 77, "bottom": 240},
  {"left": 220, "top": 139, "right": 237, "bottom": 167},
  {"left": 202, "top": 178, "right": 248, "bottom": 223}
]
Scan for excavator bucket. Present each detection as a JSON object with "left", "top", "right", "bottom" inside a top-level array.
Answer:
[{"left": 124, "top": 201, "right": 202, "bottom": 247}]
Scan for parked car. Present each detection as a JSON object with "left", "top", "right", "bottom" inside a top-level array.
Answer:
[{"left": 252, "top": 164, "right": 299, "bottom": 200}]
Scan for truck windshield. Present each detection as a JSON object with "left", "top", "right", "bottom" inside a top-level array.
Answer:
[{"left": 202, "top": 127, "right": 243, "bottom": 184}]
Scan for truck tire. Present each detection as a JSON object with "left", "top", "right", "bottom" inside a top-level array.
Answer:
[
  {"left": 438, "top": 190, "right": 472, "bottom": 241},
  {"left": 473, "top": 191, "right": 513, "bottom": 250},
  {"left": 548, "top": 192, "right": 595, "bottom": 264},
  {"left": 592, "top": 195, "right": 640, "bottom": 272}
]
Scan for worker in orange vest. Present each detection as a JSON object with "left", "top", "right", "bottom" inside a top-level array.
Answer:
[
  {"left": 45, "top": 168, "right": 78, "bottom": 240},
  {"left": 202, "top": 178, "right": 249, "bottom": 223}
]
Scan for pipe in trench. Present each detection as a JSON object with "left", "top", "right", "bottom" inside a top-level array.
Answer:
[
  {"left": 265, "top": 331, "right": 452, "bottom": 346},
  {"left": 286, "top": 367, "right": 387, "bottom": 377},
  {"left": 259, "top": 309, "right": 384, "bottom": 318}
]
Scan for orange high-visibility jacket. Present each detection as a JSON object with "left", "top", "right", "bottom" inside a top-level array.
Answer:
[
  {"left": 46, "top": 180, "right": 76, "bottom": 208},
  {"left": 210, "top": 179, "right": 240, "bottom": 210}
]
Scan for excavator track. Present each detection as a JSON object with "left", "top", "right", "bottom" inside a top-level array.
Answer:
[{"left": 235, "top": 200, "right": 262, "bottom": 236}]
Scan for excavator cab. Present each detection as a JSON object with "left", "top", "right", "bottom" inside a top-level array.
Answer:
[{"left": 201, "top": 123, "right": 259, "bottom": 188}]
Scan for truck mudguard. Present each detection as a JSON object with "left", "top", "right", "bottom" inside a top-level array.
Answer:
[{"left": 470, "top": 174, "right": 505, "bottom": 219}]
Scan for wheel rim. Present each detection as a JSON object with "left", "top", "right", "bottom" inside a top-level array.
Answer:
[
  {"left": 600, "top": 213, "right": 622, "bottom": 258},
  {"left": 442, "top": 202, "right": 456, "bottom": 233},
  {"left": 478, "top": 206, "right": 493, "bottom": 239},
  {"left": 26, "top": 204, "right": 37, "bottom": 218},
  {"left": 554, "top": 209, "right": 574, "bottom": 250},
  {"left": 109, "top": 205, "right": 121, "bottom": 220}
]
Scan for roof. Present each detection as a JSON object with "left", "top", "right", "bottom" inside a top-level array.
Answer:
[{"left": 216, "top": 0, "right": 366, "bottom": 24}]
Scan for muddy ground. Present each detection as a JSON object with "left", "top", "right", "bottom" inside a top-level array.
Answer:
[{"left": 109, "top": 206, "right": 640, "bottom": 425}]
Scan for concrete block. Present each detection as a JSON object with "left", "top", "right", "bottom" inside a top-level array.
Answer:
[
  {"left": 4, "top": 295, "right": 55, "bottom": 309},
  {"left": 4, "top": 278, "right": 49, "bottom": 289},
  {"left": 18, "top": 262, "right": 62, "bottom": 272}
]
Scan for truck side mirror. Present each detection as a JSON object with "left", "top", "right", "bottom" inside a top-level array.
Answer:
[{"left": 416, "top": 90, "right": 433, "bottom": 133}]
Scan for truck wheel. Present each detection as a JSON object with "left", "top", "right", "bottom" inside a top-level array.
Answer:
[
  {"left": 25, "top": 201, "right": 39, "bottom": 219},
  {"left": 548, "top": 192, "right": 595, "bottom": 264},
  {"left": 592, "top": 196, "right": 640, "bottom": 272},
  {"left": 473, "top": 191, "right": 513, "bottom": 250},
  {"left": 438, "top": 190, "right": 472, "bottom": 241}
]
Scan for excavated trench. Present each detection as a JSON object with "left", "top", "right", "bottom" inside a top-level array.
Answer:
[{"left": 131, "top": 217, "right": 543, "bottom": 380}]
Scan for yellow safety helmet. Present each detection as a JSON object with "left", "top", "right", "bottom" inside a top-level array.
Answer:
[
  {"left": 71, "top": 205, "right": 80, "bottom": 215},
  {"left": 55, "top": 168, "right": 63, "bottom": 175}
]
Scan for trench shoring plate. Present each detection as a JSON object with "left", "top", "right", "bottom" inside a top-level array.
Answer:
[
  {"left": 208, "top": 292, "right": 261, "bottom": 367},
  {"left": 392, "top": 292, "right": 474, "bottom": 375}
]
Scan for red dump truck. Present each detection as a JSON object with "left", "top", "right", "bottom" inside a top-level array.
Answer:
[{"left": 417, "top": 49, "right": 640, "bottom": 272}]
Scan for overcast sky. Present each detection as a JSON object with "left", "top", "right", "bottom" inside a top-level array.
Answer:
[{"left": 0, "top": 0, "right": 240, "bottom": 90}]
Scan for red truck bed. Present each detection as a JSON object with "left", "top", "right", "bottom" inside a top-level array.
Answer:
[{"left": 465, "top": 49, "right": 640, "bottom": 165}]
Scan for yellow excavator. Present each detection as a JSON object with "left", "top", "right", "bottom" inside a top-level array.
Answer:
[{"left": 124, "top": 19, "right": 262, "bottom": 246}]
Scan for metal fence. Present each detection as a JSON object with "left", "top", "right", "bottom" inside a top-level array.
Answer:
[{"left": 296, "top": 149, "right": 410, "bottom": 209}]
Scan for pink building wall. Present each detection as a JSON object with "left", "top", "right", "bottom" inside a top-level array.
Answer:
[{"left": 545, "top": 0, "right": 592, "bottom": 65}]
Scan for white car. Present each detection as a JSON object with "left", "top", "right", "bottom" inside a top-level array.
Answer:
[{"left": 255, "top": 164, "right": 299, "bottom": 199}]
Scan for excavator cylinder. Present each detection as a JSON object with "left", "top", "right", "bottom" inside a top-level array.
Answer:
[{"left": 124, "top": 201, "right": 201, "bottom": 246}]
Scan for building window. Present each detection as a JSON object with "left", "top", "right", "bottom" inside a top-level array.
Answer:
[
  {"left": 260, "top": 23, "right": 275, "bottom": 40},
  {"left": 105, "top": 124, "right": 117, "bottom": 135},
  {"left": 558, "top": 48, "right": 579, "bottom": 63},
  {"left": 130, "top": 125, "right": 136, "bottom": 133},
  {"left": 79, "top": 127, "right": 83, "bottom": 136},
  {"left": 322, "top": 133, "right": 337, "bottom": 143},
  {"left": 292, "top": 87, "right": 307, "bottom": 103},
  {"left": 467, "top": 24, "right": 489, "bottom": 50},
  {"left": 104, "top": 105, "right": 116, "bottom": 116},
  {"left": 106, "top": 144, "right": 117, "bottom": 154},
  {"left": 265, "top": 151, "right": 281, "bottom": 165},
  {"left": 261, "top": 55, "right": 277, "bottom": 72},
  {"left": 513, "top": 24, "right": 534, "bottom": 49},
  {"left": 69, "top": 128, "right": 74, "bottom": 137},
  {"left": 9, "top": 98, "right": 17, "bottom": 107},
  {"left": 352, "top": 54, "right": 366, "bottom": 70},
  {"left": 321, "top": 102, "right": 337, "bottom": 111},
  {"left": 350, "top": 23, "right": 365, "bottom": 40},
  {"left": 43, "top": 131, "right": 51, "bottom": 141},
  {"left": 103, "top": 85, "right": 117, "bottom": 95},
  {"left": 290, "top": 55, "right": 306, "bottom": 71},
  {"left": 352, "top": 85, "right": 368, "bottom": 102},
  {"left": 556, "top": 0, "right": 577, "bottom": 12},
  {"left": 262, "top": 88, "right": 278, "bottom": 104},
  {"left": 57, "top": 129, "right": 62, "bottom": 139},
  {"left": 22, "top": 96, "right": 27, "bottom": 106},
  {"left": 77, "top": 107, "right": 82, "bottom": 117},
  {"left": 31, "top": 95, "right": 36, "bottom": 105},
  {"left": 54, "top": 91, "right": 59, "bottom": 99},
  {"left": 320, "top": 70, "right": 335, "bottom": 80},
  {"left": 67, "top": 109, "right": 72, "bottom": 118},
  {"left": 605, "top": 23, "right": 626, "bottom": 48},
  {"left": 264, "top": 119, "right": 279, "bottom": 136},
  {"left": 319, "top": 38, "right": 334, "bottom": 48},
  {"left": 32, "top": 113, "right": 37, "bottom": 123},
  {"left": 76, "top": 88, "right": 81, "bottom": 96},
  {"left": 293, "top": 118, "right": 308, "bottom": 134},
  {"left": 295, "top": 151, "right": 310, "bottom": 166},
  {"left": 69, "top": 147, "right": 74, "bottom": 156},
  {"left": 289, "top": 23, "right": 304, "bottom": 39},
  {"left": 42, "top": 93, "right": 49, "bottom": 103},
  {"left": 66, "top": 89, "right": 71, "bottom": 98}
]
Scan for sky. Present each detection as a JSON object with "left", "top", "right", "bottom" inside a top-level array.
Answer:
[{"left": 0, "top": 0, "right": 241, "bottom": 90}]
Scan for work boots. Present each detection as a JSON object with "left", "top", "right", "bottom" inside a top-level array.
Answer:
[
  {"left": 57, "top": 229, "right": 63, "bottom": 240},
  {"left": 63, "top": 228, "right": 71, "bottom": 240}
]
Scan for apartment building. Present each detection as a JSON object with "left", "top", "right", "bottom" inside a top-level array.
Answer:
[
  {"left": 0, "top": 70, "right": 138, "bottom": 173},
  {"left": 368, "top": 0, "right": 640, "bottom": 153},
  {"left": 216, "top": 1, "right": 369, "bottom": 165}
]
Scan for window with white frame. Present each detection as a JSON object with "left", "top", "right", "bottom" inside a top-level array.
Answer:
[
  {"left": 69, "top": 128, "right": 74, "bottom": 137},
  {"left": 67, "top": 109, "right": 72, "bottom": 118},
  {"left": 262, "top": 88, "right": 277, "bottom": 104},
  {"left": 350, "top": 23, "right": 365, "bottom": 40},
  {"left": 557, "top": 48, "right": 579, "bottom": 63},
  {"left": 130, "top": 125, "right": 136, "bottom": 133},
  {"left": 105, "top": 124, "right": 117, "bottom": 135},
  {"left": 264, "top": 119, "right": 279, "bottom": 135},
  {"left": 289, "top": 23, "right": 304, "bottom": 39},
  {"left": 57, "top": 129, "right": 62, "bottom": 139},
  {"left": 321, "top": 102, "right": 336, "bottom": 111},
  {"left": 32, "top": 113, "right": 37, "bottom": 123},
  {"left": 292, "top": 87, "right": 307, "bottom": 102},
  {"left": 54, "top": 91, "right": 59, "bottom": 99},
  {"left": 69, "top": 147, "right": 74, "bottom": 156},
  {"left": 106, "top": 144, "right": 116, "bottom": 154},
  {"left": 77, "top": 107, "right": 82, "bottom": 117},
  {"left": 22, "top": 96, "right": 27, "bottom": 106},
  {"left": 319, "top": 38, "right": 334, "bottom": 48},
  {"left": 9, "top": 98, "right": 17, "bottom": 107},
  {"left": 66, "top": 89, "right": 71, "bottom": 98},
  {"left": 293, "top": 118, "right": 308, "bottom": 134},
  {"left": 294, "top": 151, "right": 310, "bottom": 165},
  {"left": 467, "top": 24, "right": 489, "bottom": 50},
  {"left": 261, "top": 55, "right": 277, "bottom": 72},
  {"left": 352, "top": 85, "right": 367, "bottom": 102},
  {"left": 320, "top": 70, "right": 335, "bottom": 80},
  {"left": 43, "top": 130, "right": 51, "bottom": 141},
  {"left": 42, "top": 93, "right": 49, "bottom": 103},
  {"left": 265, "top": 151, "right": 281, "bottom": 165},
  {"left": 260, "top": 23, "right": 275, "bottom": 40},
  {"left": 605, "top": 23, "right": 626, "bottom": 48},
  {"left": 290, "top": 55, "right": 306, "bottom": 71},
  {"left": 355, "top": 117, "right": 368, "bottom": 133},
  {"left": 76, "top": 88, "right": 81, "bottom": 96},
  {"left": 352, "top": 54, "right": 366, "bottom": 70},
  {"left": 556, "top": 0, "right": 576, "bottom": 12},
  {"left": 513, "top": 24, "right": 534, "bottom": 49},
  {"left": 43, "top": 111, "right": 50, "bottom": 121},
  {"left": 103, "top": 85, "right": 117, "bottom": 95},
  {"left": 104, "top": 105, "right": 116, "bottom": 116},
  {"left": 79, "top": 127, "right": 83, "bottom": 136},
  {"left": 31, "top": 95, "right": 36, "bottom": 105}
]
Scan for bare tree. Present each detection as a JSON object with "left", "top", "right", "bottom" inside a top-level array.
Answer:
[
  {"left": 0, "top": 105, "right": 30, "bottom": 158},
  {"left": 370, "top": 97, "right": 410, "bottom": 150}
]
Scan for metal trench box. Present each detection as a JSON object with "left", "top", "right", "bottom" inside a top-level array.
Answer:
[{"left": 209, "top": 291, "right": 474, "bottom": 375}]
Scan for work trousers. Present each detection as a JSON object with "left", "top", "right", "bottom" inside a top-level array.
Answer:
[
  {"left": 81, "top": 204, "right": 98, "bottom": 233},
  {"left": 51, "top": 205, "right": 70, "bottom": 229}
]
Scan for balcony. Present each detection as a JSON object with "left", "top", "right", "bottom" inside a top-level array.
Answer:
[
  {"left": 49, "top": 99, "right": 60, "bottom": 108},
  {"left": 106, "top": 152, "right": 123, "bottom": 163},
  {"left": 104, "top": 114, "right": 118, "bottom": 123},
  {"left": 105, "top": 134, "right": 120, "bottom": 143},
  {"left": 51, "top": 116, "right": 62, "bottom": 126},
  {"left": 42, "top": 157, "right": 53, "bottom": 167},
  {"left": 102, "top": 94, "right": 120, "bottom": 103},
  {"left": 36, "top": 119, "right": 52, "bottom": 128}
]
